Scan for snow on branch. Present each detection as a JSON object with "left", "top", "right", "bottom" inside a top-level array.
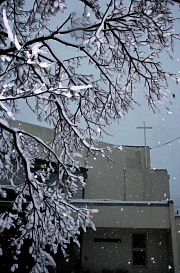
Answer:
[
  {"left": 0, "top": 0, "right": 179, "bottom": 272},
  {"left": 0, "top": 118, "right": 98, "bottom": 271},
  {"left": 3, "top": 9, "right": 21, "bottom": 50}
]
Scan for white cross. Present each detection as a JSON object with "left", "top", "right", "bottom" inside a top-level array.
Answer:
[{"left": 137, "top": 121, "right": 152, "bottom": 168}]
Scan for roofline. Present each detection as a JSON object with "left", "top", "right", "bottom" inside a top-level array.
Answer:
[
  {"left": 71, "top": 199, "right": 171, "bottom": 207},
  {"left": 0, "top": 199, "right": 172, "bottom": 208},
  {"left": 6, "top": 119, "right": 151, "bottom": 149}
]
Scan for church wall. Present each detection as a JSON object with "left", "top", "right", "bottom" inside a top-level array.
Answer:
[{"left": 81, "top": 227, "right": 170, "bottom": 273}]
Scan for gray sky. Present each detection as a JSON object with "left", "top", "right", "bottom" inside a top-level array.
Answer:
[
  {"left": 15, "top": 1, "right": 180, "bottom": 209},
  {"left": 100, "top": 2, "right": 180, "bottom": 210}
]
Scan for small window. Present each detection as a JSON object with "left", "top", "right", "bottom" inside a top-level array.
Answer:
[{"left": 132, "top": 234, "right": 146, "bottom": 266}]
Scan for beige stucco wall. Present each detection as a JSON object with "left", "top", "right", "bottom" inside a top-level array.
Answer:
[
  {"left": 85, "top": 144, "right": 170, "bottom": 202},
  {"left": 8, "top": 119, "right": 54, "bottom": 143},
  {"left": 86, "top": 204, "right": 171, "bottom": 229},
  {"left": 85, "top": 146, "right": 146, "bottom": 200},
  {"left": 144, "top": 169, "right": 170, "bottom": 201},
  {"left": 7, "top": 120, "right": 170, "bottom": 203},
  {"left": 81, "top": 227, "right": 171, "bottom": 273}
]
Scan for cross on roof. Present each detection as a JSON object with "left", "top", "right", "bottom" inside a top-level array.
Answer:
[{"left": 137, "top": 121, "right": 152, "bottom": 168}]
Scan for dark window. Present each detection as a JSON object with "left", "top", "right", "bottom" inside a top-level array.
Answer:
[
  {"left": 132, "top": 234, "right": 146, "bottom": 266},
  {"left": 132, "top": 234, "right": 145, "bottom": 248},
  {"left": 133, "top": 250, "right": 146, "bottom": 265}
]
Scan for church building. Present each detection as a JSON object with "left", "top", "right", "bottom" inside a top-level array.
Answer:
[
  {"left": 1, "top": 120, "right": 180, "bottom": 273},
  {"left": 72, "top": 143, "right": 180, "bottom": 273}
]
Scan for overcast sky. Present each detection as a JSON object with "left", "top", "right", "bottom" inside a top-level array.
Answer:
[
  {"left": 99, "top": 2, "right": 180, "bottom": 210},
  {"left": 15, "top": 0, "right": 180, "bottom": 210}
]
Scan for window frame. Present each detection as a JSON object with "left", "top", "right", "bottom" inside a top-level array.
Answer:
[{"left": 132, "top": 233, "right": 147, "bottom": 267}]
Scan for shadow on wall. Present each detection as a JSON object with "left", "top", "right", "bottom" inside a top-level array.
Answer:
[
  {"left": 102, "top": 269, "right": 128, "bottom": 273},
  {"left": 83, "top": 269, "right": 128, "bottom": 273}
]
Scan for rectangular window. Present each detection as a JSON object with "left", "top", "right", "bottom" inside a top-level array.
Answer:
[
  {"left": 132, "top": 234, "right": 146, "bottom": 266},
  {"left": 94, "top": 238, "right": 121, "bottom": 243}
]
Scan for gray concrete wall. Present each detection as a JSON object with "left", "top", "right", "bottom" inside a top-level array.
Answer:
[{"left": 81, "top": 227, "right": 171, "bottom": 273}]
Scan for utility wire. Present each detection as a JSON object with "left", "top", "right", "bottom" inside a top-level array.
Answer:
[{"left": 150, "top": 137, "right": 180, "bottom": 149}]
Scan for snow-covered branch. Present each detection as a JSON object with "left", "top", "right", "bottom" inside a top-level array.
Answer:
[{"left": 0, "top": 0, "right": 179, "bottom": 272}]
